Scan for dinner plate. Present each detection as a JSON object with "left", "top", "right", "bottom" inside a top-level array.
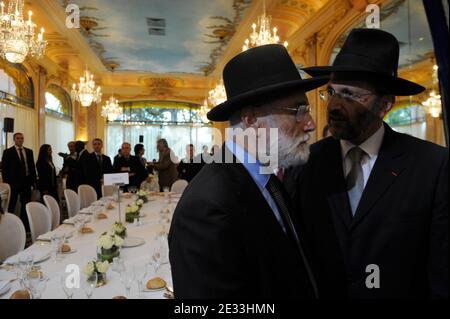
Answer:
[
  {"left": 122, "top": 237, "right": 145, "bottom": 248},
  {"left": 5, "top": 251, "right": 51, "bottom": 265},
  {"left": 0, "top": 281, "right": 12, "bottom": 296}
]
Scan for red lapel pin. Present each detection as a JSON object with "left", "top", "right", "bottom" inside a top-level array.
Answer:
[{"left": 391, "top": 171, "right": 398, "bottom": 177}]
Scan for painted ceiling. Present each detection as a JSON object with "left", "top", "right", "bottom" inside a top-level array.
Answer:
[{"left": 63, "top": 0, "right": 252, "bottom": 75}]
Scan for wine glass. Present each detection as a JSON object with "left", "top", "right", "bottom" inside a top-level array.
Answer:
[
  {"left": 28, "top": 274, "right": 47, "bottom": 299},
  {"left": 133, "top": 261, "right": 148, "bottom": 298},
  {"left": 120, "top": 267, "right": 134, "bottom": 298},
  {"left": 82, "top": 272, "right": 97, "bottom": 299},
  {"left": 60, "top": 275, "right": 74, "bottom": 299},
  {"left": 51, "top": 234, "right": 64, "bottom": 262}
]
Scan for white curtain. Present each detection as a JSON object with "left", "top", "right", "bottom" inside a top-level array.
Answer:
[
  {"left": 391, "top": 122, "right": 427, "bottom": 140},
  {"left": 106, "top": 124, "right": 213, "bottom": 161},
  {"left": 45, "top": 115, "right": 74, "bottom": 171},
  {"left": 0, "top": 102, "right": 38, "bottom": 155}
]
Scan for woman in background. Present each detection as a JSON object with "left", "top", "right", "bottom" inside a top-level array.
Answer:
[{"left": 36, "top": 144, "right": 59, "bottom": 203}]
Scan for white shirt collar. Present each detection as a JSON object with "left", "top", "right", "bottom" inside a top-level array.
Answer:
[{"left": 341, "top": 124, "right": 385, "bottom": 160}]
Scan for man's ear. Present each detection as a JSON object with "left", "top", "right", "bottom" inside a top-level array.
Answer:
[
  {"left": 379, "top": 95, "right": 395, "bottom": 118},
  {"left": 241, "top": 107, "right": 259, "bottom": 128}
]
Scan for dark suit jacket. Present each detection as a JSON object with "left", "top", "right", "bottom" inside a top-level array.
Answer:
[
  {"left": 112, "top": 155, "right": 147, "bottom": 188},
  {"left": 36, "top": 161, "right": 57, "bottom": 192},
  {"left": 177, "top": 156, "right": 204, "bottom": 182},
  {"left": 61, "top": 155, "right": 77, "bottom": 191},
  {"left": 153, "top": 148, "right": 178, "bottom": 189},
  {"left": 1, "top": 146, "right": 37, "bottom": 189},
  {"left": 288, "top": 123, "right": 448, "bottom": 299},
  {"left": 169, "top": 148, "right": 316, "bottom": 298},
  {"left": 73, "top": 149, "right": 90, "bottom": 189},
  {"left": 85, "top": 153, "right": 113, "bottom": 197}
]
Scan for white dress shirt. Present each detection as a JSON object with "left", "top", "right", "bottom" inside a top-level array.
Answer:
[{"left": 340, "top": 124, "right": 385, "bottom": 188}]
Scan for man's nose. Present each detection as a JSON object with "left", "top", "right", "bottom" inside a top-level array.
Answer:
[{"left": 302, "top": 112, "right": 316, "bottom": 132}]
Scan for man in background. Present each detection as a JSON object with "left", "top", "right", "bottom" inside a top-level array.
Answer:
[
  {"left": 85, "top": 138, "right": 113, "bottom": 198},
  {"left": 177, "top": 144, "right": 204, "bottom": 182},
  {"left": 149, "top": 139, "right": 178, "bottom": 191},
  {"left": 113, "top": 142, "right": 147, "bottom": 190},
  {"left": 59, "top": 141, "right": 77, "bottom": 191}
]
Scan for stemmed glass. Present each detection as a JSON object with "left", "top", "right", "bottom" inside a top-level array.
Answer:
[
  {"left": 51, "top": 234, "right": 64, "bottom": 263},
  {"left": 120, "top": 267, "right": 134, "bottom": 298},
  {"left": 60, "top": 274, "right": 74, "bottom": 299},
  {"left": 133, "top": 261, "right": 149, "bottom": 299},
  {"left": 82, "top": 272, "right": 97, "bottom": 299},
  {"left": 18, "top": 254, "right": 34, "bottom": 288},
  {"left": 27, "top": 274, "right": 47, "bottom": 299}
]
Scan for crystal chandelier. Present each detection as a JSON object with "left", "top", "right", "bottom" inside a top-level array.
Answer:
[
  {"left": 101, "top": 95, "right": 122, "bottom": 121},
  {"left": 71, "top": 68, "right": 102, "bottom": 107},
  {"left": 208, "top": 80, "right": 227, "bottom": 106},
  {"left": 0, "top": 0, "right": 47, "bottom": 63},
  {"left": 422, "top": 64, "right": 441, "bottom": 118},
  {"left": 242, "top": 0, "right": 287, "bottom": 51}
]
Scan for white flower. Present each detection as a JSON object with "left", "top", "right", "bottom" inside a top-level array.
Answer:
[
  {"left": 130, "top": 204, "right": 139, "bottom": 213},
  {"left": 97, "top": 234, "right": 113, "bottom": 249},
  {"left": 125, "top": 206, "right": 132, "bottom": 213},
  {"left": 136, "top": 199, "right": 144, "bottom": 206},
  {"left": 113, "top": 235, "right": 124, "bottom": 247},
  {"left": 83, "top": 261, "right": 95, "bottom": 276},
  {"left": 113, "top": 222, "right": 125, "bottom": 234},
  {"left": 95, "top": 260, "right": 110, "bottom": 273}
]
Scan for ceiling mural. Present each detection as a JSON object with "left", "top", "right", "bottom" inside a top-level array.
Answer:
[{"left": 60, "top": 0, "right": 251, "bottom": 75}]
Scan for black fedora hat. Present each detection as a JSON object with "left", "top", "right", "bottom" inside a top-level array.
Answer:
[
  {"left": 303, "top": 28, "right": 425, "bottom": 96},
  {"left": 207, "top": 44, "right": 328, "bottom": 122}
]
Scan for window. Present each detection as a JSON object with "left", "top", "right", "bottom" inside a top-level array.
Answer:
[
  {"left": 0, "top": 59, "right": 34, "bottom": 108},
  {"left": 385, "top": 103, "right": 427, "bottom": 140},
  {"left": 45, "top": 84, "right": 73, "bottom": 120}
]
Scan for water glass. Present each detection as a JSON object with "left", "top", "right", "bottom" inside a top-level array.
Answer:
[
  {"left": 28, "top": 275, "right": 47, "bottom": 299},
  {"left": 51, "top": 234, "right": 64, "bottom": 262},
  {"left": 133, "top": 261, "right": 148, "bottom": 298},
  {"left": 60, "top": 275, "right": 74, "bottom": 299},
  {"left": 120, "top": 267, "right": 134, "bottom": 298},
  {"left": 112, "top": 256, "right": 125, "bottom": 274},
  {"left": 82, "top": 272, "right": 97, "bottom": 299}
]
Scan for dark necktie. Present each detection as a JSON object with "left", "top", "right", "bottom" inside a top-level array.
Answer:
[
  {"left": 97, "top": 154, "right": 103, "bottom": 167},
  {"left": 265, "top": 174, "right": 319, "bottom": 298},
  {"left": 18, "top": 147, "right": 27, "bottom": 175}
]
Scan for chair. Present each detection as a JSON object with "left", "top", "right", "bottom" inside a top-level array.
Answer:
[
  {"left": 0, "top": 182, "right": 11, "bottom": 213},
  {"left": 25, "top": 202, "right": 52, "bottom": 243},
  {"left": 78, "top": 185, "right": 98, "bottom": 209},
  {"left": 102, "top": 185, "right": 115, "bottom": 197},
  {"left": 171, "top": 180, "right": 188, "bottom": 194},
  {"left": 64, "top": 189, "right": 80, "bottom": 218},
  {"left": 0, "top": 213, "right": 26, "bottom": 262},
  {"left": 43, "top": 195, "right": 61, "bottom": 230}
]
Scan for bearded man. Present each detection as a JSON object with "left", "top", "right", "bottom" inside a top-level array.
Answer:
[
  {"left": 168, "top": 44, "right": 328, "bottom": 298},
  {"left": 288, "top": 28, "right": 448, "bottom": 299}
]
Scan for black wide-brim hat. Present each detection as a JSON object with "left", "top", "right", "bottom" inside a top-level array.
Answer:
[
  {"left": 303, "top": 28, "right": 425, "bottom": 96},
  {"left": 207, "top": 44, "right": 328, "bottom": 122}
]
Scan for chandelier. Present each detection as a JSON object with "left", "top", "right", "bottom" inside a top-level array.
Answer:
[
  {"left": 71, "top": 68, "right": 102, "bottom": 107},
  {"left": 242, "top": 0, "right": 287, "bottom": 51},
  {"left": 101, "top": 95, "right": 122, "bottom": 121},
  {"left": 0, "top": 0, "right": 47, "bottom": 63},
  {"left": 422, "top": 64, "right": 441, "bottom": 118},
  {"left": 208, "top": 80, "right": 227, "bottom": 106}
]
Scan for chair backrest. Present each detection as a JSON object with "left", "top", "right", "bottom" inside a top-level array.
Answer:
[
  {"left": 64, "top": 189, "right": 80, "bottom": 217},
  {"left": 25, "top": 202, "right": 52, "bottom": 243},
  {"left": 78, "top": 184, "right": 98, "bottom": 209},
  {"left": 102, "top": 185, "right": 115, "bottom": 197},
  {"left": 171, "top": 179, "right": 188, "bottom": 194},
  {"left": 43, "top": 195, "right": 61, "bottom": 230},
  {"left": 0, "top": 183, "right": 11, "bottom": 213},
  {"left": 0, "top": 213, "right": 26, "bottom": 262}
]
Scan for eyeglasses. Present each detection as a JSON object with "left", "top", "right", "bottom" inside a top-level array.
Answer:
[
  {"left": 275, "top": 104, "right": 311, "bottom": 122},
  {"left": 319, "top": 87, "right": 375, "bottom": 103}
]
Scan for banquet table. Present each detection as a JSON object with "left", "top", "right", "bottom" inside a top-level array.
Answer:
[{"left": 0, "top": 194, "right": 178, "bottom": 299}]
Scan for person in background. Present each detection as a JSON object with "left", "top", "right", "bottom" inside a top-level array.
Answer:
[
  {"left": 1, "top": 132, "right": 37, "bottom": 231},
  {"left": 59, "top": 141, "right": 77, "bottom": 191},
  {"left": 113, "top": 148, "right": 122, "bottom": 162},
  {"left": 36, "top": 144, "right": 59, "bottom": 203},
  {"left": 177, "top": 144, "right": 204, "bottom": 182},
  {"left": 85, "top": 138, "right": 113, "bottom": 198},
  {"left": 140, "top": 173, "right": 160, "bottom": 192},
  {"left": 113, "top": 142, "right": 147, "bottom": 190},
  {"left": 148, "top": 138, "right": 178, "bottom": 191},
  {"left": 210, "top": 144, "right": 220, "bottom": 158},
  {"left": 134, "top": 143, "right": 153, "bottom": 175},
  {"left": 73, "top": 141, "right": 89, "bottom": 190}
]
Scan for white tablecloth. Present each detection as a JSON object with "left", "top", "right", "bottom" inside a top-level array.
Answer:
[{"left": 0, "top": 195, "right": 177, "bottom": 299}]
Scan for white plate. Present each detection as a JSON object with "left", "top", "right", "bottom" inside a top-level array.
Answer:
[
  {"left": 5, "top": 251, "right": 51, "bottom": 265},
  {"left": 0, "top": 281, "right": 12, "bottom": 296},
  {"left": 122, "top": 237, "right": 145, "bottom": 248}
]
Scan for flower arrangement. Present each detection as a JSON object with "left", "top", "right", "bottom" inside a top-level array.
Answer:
[
  {"left": 83, "top": 260, "right": 110, "bottom": 286},
  {"left": 136, "top": 189, "right": 149, "bottom": 203},
  {"left": 96, "top": 232, "right": 124, "bottom": 262},
  {"left": 112, "top": 221, "right": 127, "bottom": 239},
  {"left": 125, "top": 202, "right": 141, "bottom": 223}
]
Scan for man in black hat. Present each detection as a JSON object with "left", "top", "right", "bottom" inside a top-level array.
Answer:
[
  {"left": 169, "top": 44, "right": 328, "bottom": 298},
  {"left": 287, "top": 28, "right": 448, "bottom": 299}
]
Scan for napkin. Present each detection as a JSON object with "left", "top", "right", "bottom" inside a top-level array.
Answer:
[
  {"left": 4, "top": 250, "right": 50, "bottom": 265},
  {"left": 63, "top": 217, "right": 76, "bottom": 225},
  {"left": 0, "top": 280, "right": 10, "bottom": 291},
  {"left": 36, "top": 229, "right": 73, "bottom": 242}
]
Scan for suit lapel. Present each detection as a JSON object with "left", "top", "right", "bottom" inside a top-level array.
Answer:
[
  {"left": 350, "top": 124, "right": 405, "bottom": 230},
  {"left": 324, "top": 139, "right": 353, "bottom": 229}
]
